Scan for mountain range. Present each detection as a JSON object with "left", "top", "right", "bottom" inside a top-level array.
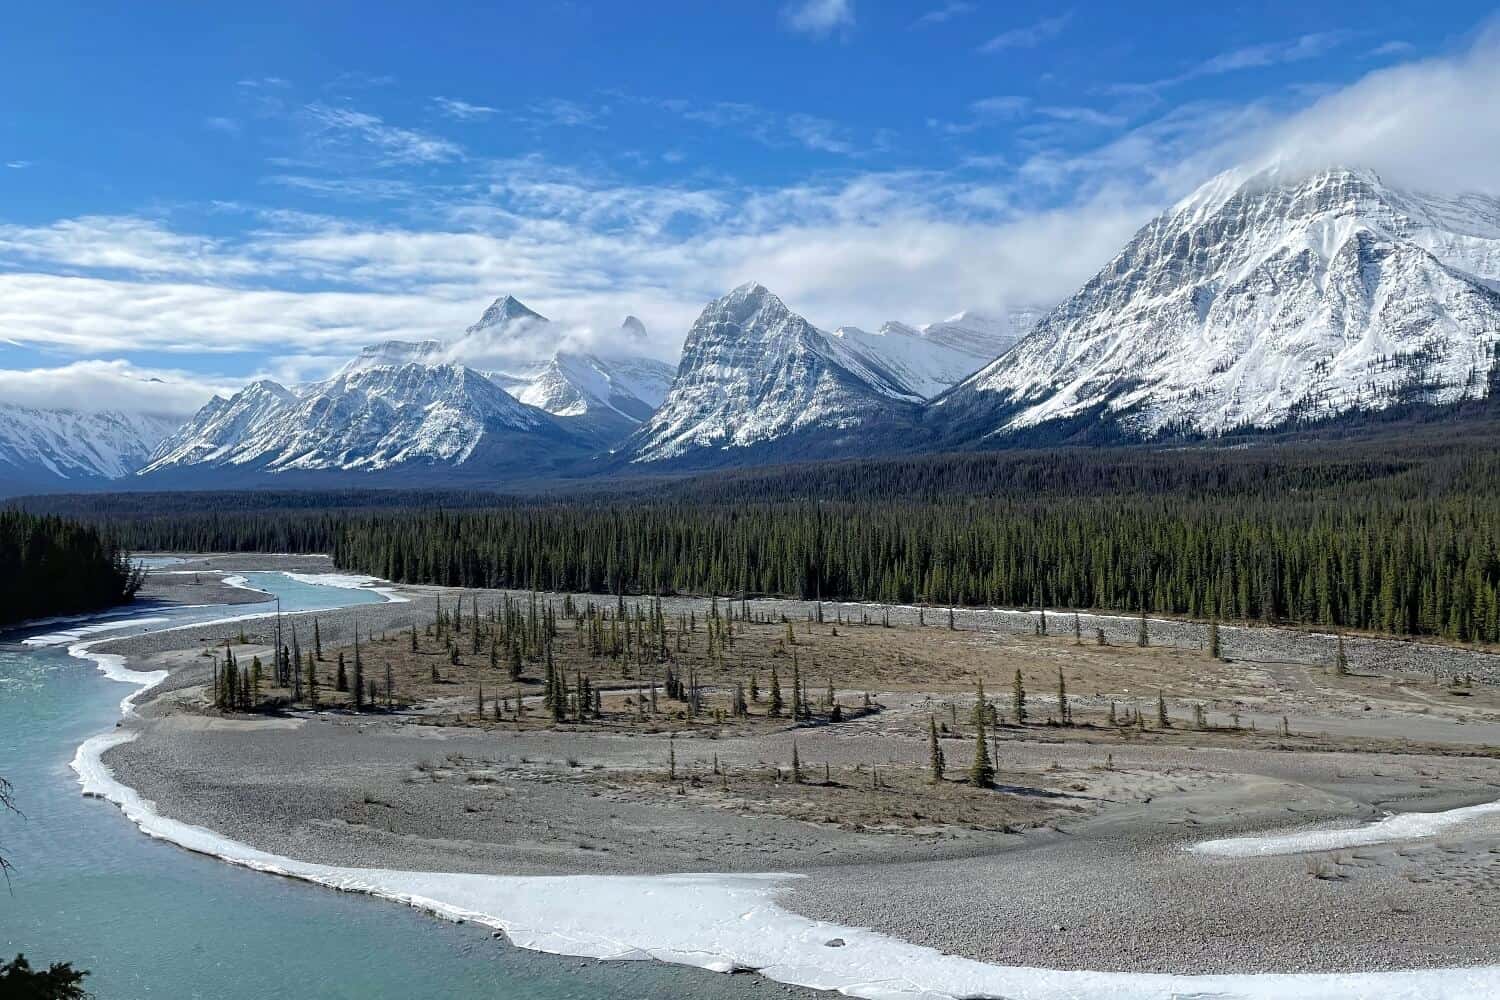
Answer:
[{"left": 4, "top": 164, "right": 1498, "bottom": 495}]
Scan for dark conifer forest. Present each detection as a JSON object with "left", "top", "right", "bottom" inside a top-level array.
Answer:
[
  {"left": 20, "top": 425, "right": 1500, "bottom": 644},
  {"left": 0, "top": 512, "right": 143, "bottom": 626}
]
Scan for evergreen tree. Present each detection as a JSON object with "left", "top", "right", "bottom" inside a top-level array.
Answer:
[
  {"left": 768, "top": 662, "right": 784, "bottom": 717},
  {"left": 1335, "top": 633, "right": 1349, "bottom": 676},
  {"left": 970, "top": 686, "right": 996, "bottom": 787},
  {"left": 1156, "top": 690, "right": 1169, "bottom": 728},
  {"left": 1011, "top": 668, "right": 1027, "bottom": 725},
  {"left": 1208, "top": 618, "right": 1221, "bottom": 659},
  {"left": 1056, "top": 668, "right": 1070, "bottom": 725},
  {"left": 335, "top": 651, "right": 348, "bottom": 692}
]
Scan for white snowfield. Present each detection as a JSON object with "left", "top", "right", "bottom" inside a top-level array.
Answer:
[
  {"left": 1192, "top": 800, "right": 1500, "bottom": 858},
  {"left": 51, "top": 586, "right": 1500, "bottom": 1000}
]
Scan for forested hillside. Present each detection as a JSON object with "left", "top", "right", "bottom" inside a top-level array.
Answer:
[
  {"left": 0, "top": 512, "right": 142, "bottom": 626},
  {"left": 24, "top": 427, "right": 1500, "bottom": 644}
]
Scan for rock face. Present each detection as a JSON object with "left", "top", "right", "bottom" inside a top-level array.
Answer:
[
  {"left": 932, "top": 166, "right": 1500, "bottom": 443},
  {"left": 624, "top": 283, "right": 918, "bottom": 466},
  {"left": 0, "top": 405, "right": 181, "bottom": 495}
]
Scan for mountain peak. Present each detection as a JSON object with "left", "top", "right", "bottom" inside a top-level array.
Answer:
[
  {"left": 937, "top": 164, "right": 1500, "bottom": 442},
  {"left": 620, "top": 315, "right": 648, "bottom": 341},
  {"left": 466, "top": 294, "right": 548, "bottom": 334}
]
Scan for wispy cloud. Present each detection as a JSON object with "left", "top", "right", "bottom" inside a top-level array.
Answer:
[
  {"left": 1035, "top": 105, "right": 1128, "bottom": 128},
  {"left": 912, "top": 2, "right": 974, "bottom": 28},
  {"left": 523, "top": 98, "right": 609, "bottom": 129},
  {"left": 782, "top": 0, "right": 855, "bottom": 39},
  {"left": 1369, "top": 40, "right": 1414, "bottom": 58},
  {"left": 634, "top": 95, "right": 864, "bottom": 156},
  {"left": 432, "top": 96, "right": 499, "bottom": 120},
  {"left": 204, "top": 116, "right": 241, "bottom": 135},
  {"left": 303, "top": 102, "right": 463, "bottom": 164},
  {"left": 979, "top": 13, "right": 1072, "bottom": 54},
  {"left": 1110, "top": 31, "right": 1353, "bottom": 96},
  {"left": 4, "top": 160, "right": 30, "bottom": 169}
]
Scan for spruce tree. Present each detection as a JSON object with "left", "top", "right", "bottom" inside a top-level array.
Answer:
[
  {"left": 335, "top": 651, "right": 348, "bottom": 692},
  {"left": 1208, "top": 618, "right": 1221, "bottom": 659},
  {"left": 1137, "top": 608, "right": 1149, "bottom": 647},
  {"left": 1334, "top": 633, "right": 1349, "bottom": 676},
  {"left": 1156, "top": 690, "right": 1169, "bottom": 728},
  {"left": 1056, "top": 668, "right": 1070, "bottom": 725},
  {"left": 313, "top": 618, "right": 323, "bottom": 660},
  {"left": 970, "top": 687, "right": 996, "bottom": 788},
  {"left": 768, "top": 663, "right": 784, "bottom": 717},
  {"left": 1012, "top": 668, "right": 1027, "bottom": 725}
]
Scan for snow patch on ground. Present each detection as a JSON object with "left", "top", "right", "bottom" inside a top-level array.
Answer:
[{"left": 1191, "top": 801, "right": 1500, "bottom": 857}]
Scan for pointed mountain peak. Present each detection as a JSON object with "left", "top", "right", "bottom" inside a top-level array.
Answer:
[
  {"left": 620, "top": 315, "right": 648, "bottom": 341},
  {"left": 466, "top": 294, "right": 548, "bottom": 334}
]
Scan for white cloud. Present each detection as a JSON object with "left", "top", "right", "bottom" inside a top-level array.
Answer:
[
  {"left": 1110, "top": 31, "right": 1352, "bottom": 96},
  {"left": 432, "top": 97, "right": 499, "bottom": 120},
  {"left": 5, "top": 160, "right": 31, "bottom": 169},
  {"left": 913, "top": 2, "right": 974, "bottom": 28},
  {"left": 0, "top": 216, "right": 274, "bottom": 279},
  {"left": 782, "top": 0, "right": 854, "bottom": 39},
  {"left": 0, "top": 360, "right": 232, "bottom": 417},
  {"left": 1250, "top": 23, "right": 1500, "bottom": 195},
  {"left": 303, "top": 102, "right": 462, "bottom": 164},
  {"left": 979, "top": 13, "right": 1072, "bottom": 53}
]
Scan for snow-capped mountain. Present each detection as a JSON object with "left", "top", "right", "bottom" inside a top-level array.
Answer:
[
  {"left": 0, "top": 405, "right": 180, "bottom": 495},
  {"left": 485, "top": 315, "right": 675, "bottom": 444},
  {"left": 625, "top": 282, "right": 918, "bottom": 466},
  {"left": 465, "top": 294, "right": 547, "bottom": 336},
  {"left": 139, "top": 296, "right": 672, "bottom": 485},
  {"left": 933, "top": 166, "right": 1500, "bottom": 442},
  {"left": 141, "top": 363, "right": 585, "bottom": 482},
  {"left": 828, "top": 317, "right": 1017, "bottom": 400}
]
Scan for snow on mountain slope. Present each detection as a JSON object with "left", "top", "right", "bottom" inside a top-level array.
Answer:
[
  {"left": 625, "top": 283, "right": 917, "bottom": 465},
  {"left": 921, "top": 309, "right": 1037, "bottom": 360},
  {"left": 0, "top": 405, "right": 180, "bottom": 492},
  {"left": 828, "top": 321, "right": 999, "bottom": 399},
  {"left": 339, "top": 340, "right": 446, "bottom": 375},
  {"left": 142, "top": 363, "right": 576, "bottom": 477},
  {"left": 934, "top": 166, "right": 1500, "bottom": 440},
  {"left": 481, "top": 314, "right": 675, "bottom": 442},
  {"left": 465, "top": 294, "right": 547, "bottom": 335}
]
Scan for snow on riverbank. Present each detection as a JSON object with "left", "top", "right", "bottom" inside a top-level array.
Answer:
[
  {"left": 1192, "top": 801, "right": 1500, "bottom": 858},
  {"left": 282, "top": 571, "right": 411, "bottom": 603}
]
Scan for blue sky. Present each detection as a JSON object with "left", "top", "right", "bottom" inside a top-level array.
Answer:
[{"left": 2, "top": 2, "right": 1498, "bottom": 415}]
